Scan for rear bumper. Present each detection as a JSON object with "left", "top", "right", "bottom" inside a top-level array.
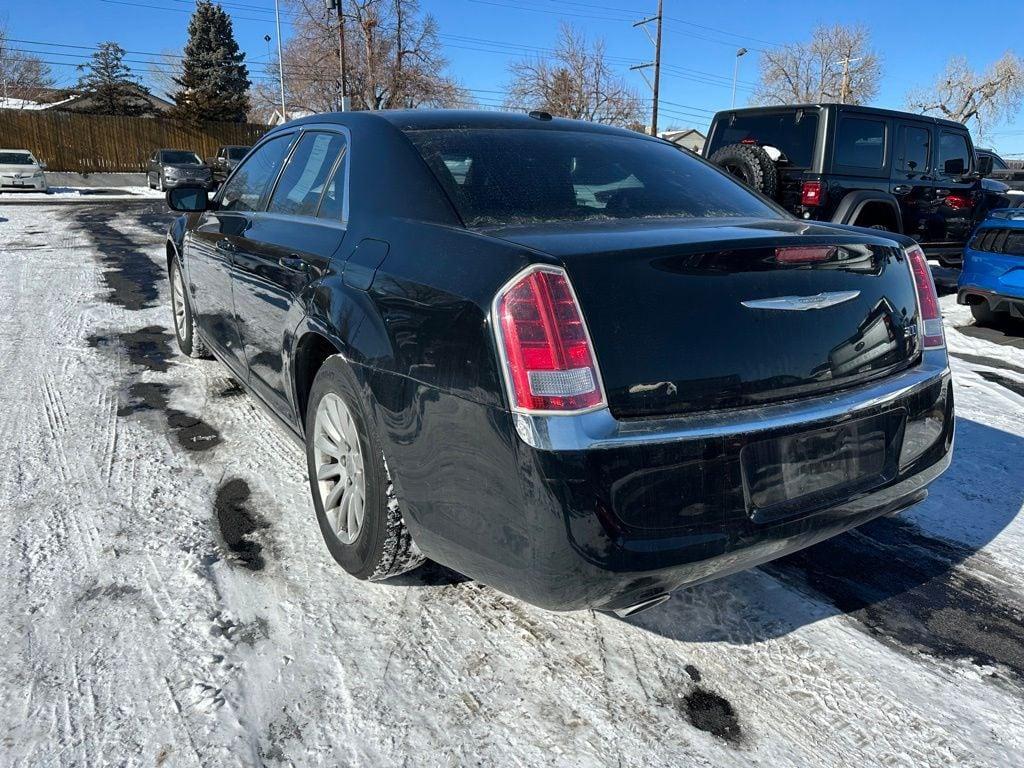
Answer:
[
  {"left": 391, "top": 352, "right": 954, "bottom": 612},
  {"left": 958, "top": 286, "right": 1024, "bottom": 319}
]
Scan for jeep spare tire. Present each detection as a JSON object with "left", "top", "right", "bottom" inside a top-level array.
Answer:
[{"left": 709, "top": 143, "right": 779, "bottom": 198}]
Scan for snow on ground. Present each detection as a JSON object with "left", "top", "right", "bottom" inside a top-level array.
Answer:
[
  {"left": 0, "top": 186, "right": 164, "bottom": 202},
  {"left": 1, "top": 203, "right": 1024, "bottom": 766}
]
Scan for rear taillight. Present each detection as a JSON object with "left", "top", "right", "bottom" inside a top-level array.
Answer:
[
  {"left": 801, "top": 181, "right": 823, "bottom": 207},
  {"left": 494, "top": 265, "right": 605, "bottom": 413},
  {"left": 905, "top": 245, "right": 944, "bottom": 349},
  {"left": 945, "top": 193, "right": 972, "bottom": 210}
]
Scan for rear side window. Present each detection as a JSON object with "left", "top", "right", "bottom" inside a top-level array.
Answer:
[
  {"left": 317, "top": 148, "right": 349, "bottom": 221},
  {"left": 708, "top": 110, "right": 819, "bottom": 168},
  {"left": 937, "top": 132, "right": 971, "bottom": 177},
  {"left": 896, "top": 125, "right": 930, "bottom": 174},
  {"left": 268, "top": 132, "right": 346, "bottom": 218},
  {"left": 220, "top": 134, "right": 294, "bottom": 212},
  {"left": 407, "top": 128, "right": 780, "bottom": 227},
  {"left": 835, "top": 118, "right": 886, "bottom": 169}
]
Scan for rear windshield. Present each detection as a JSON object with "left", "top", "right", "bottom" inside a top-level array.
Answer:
[
  {"left": 407, "top": 128, "right": 780, "bottom": 228},
  {"left": 161, "top": 151, "right": 202, "bottom": 165},
  {"left": 227, "top": 147, "right": 250, "bottom": 160},
  {"left": 0, "top": 152, "right": 35, "bottom": 165},
  {"left": 707, "top": 110, "right": 819, "bottom": 168}
]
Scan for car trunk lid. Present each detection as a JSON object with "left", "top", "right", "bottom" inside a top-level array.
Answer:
[{"left": 483, "top": 217, "right": 922, "bottom": 418}]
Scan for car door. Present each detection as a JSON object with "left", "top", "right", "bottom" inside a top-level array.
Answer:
[
  {"left": 932, "top": 129, "right": 977, "bottom": 246},
  {"left": 185, "top": 132, "right": 296, "bottom": 378},
  {"left": 229, "top": 129, "right": 349, "bottom": 423},
  {"left": 890, "top": 121, "right": 935, "bottom": 242}
]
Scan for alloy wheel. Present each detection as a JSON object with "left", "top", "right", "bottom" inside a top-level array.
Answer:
[
  {"left": 313, "top": 393, "right": 366, "bottom": 545},
  {"left": 171, "top": 266, "right": 187, "bottom": 339}
]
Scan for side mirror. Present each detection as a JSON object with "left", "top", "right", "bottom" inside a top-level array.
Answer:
[
  {"left": 943, "top": 157, "right": 966, "bottom": 176},
  {"left": 38, "top": 161, "right": 48, "bottom": 170},
  {"left": 977, "top": 154, "right": 993, "bottom": 178},
  {"left": 166, "top": 185, "right": 210, "bottom": 212}
]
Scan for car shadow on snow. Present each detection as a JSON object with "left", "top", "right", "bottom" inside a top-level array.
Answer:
[{"left": 629, "top": 417, "right": 1024, "bottom": 681}]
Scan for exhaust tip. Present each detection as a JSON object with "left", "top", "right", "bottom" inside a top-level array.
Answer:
[{"left": 610, "top": 593, "right": 671, "bottom": 618}]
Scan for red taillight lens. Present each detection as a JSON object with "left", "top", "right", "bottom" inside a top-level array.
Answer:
[
  {"left": 945, "top": 193, "right": 972, "bottom": 210},
  {"left": 495, "top": 266, "right": 605, "bottom": 413},
  {"left": 801, "top": 180, "right": 823, "bottom": 207},
  {"left": 775, "top": 245, "right": 835, "bottom": 264},
  {"left": 905, "top": 245, "right": 944, "bottom": 348}
]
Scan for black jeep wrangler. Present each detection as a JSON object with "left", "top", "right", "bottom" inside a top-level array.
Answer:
[{"left": 704, "top": 104, "right": 1010, "bottom": 266}]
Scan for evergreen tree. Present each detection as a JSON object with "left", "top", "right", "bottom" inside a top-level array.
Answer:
[
  {"left": 172, "top": 1, "right": 250, "bottom": 123},
  {"left": 75, "top": 42, "right": 154, "bottom": 116}
]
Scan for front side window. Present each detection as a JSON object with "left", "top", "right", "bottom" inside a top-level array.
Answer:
[
  {"left": 937, "top": 132, "right": 971, "bottom": 177},
  {"left": 835, "top": 118, "right": 886, "bottom": 169},
  {"left": 267, "top": 132, "right": 346, "bottom": 218},
  {"left": 896, "top": 125, "right": 930, "bottom": 174},
  {"left": 407, "top": 128, "right": 780, "bottom": 228},
  {"left": 219, "top": 134, "right": 294, "bottom": 213}
]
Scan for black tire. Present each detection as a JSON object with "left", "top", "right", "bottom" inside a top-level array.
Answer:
[
  {"left": 305, "top": 356, "right": 425, "bottom": 581},
  {"left": 147, "top": 174, "right": 154, "bottom": 190},
  {"left": 709, "top": 143, "right": 778, "bottom": 197},
  {"left": 970, "top": 301, "right": 998, "bottom": 325},
  {"left": 169, "top": 259, "right": 210, "bottom": 359}
]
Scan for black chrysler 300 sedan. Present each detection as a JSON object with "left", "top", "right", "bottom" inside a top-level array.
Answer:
[{"left": 164, "top": 110, "right": 953, "bottom": 616}]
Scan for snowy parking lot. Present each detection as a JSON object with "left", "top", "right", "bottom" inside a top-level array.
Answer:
[{"left": 2, "top": 202, "right": 1024, "bottom": 767}]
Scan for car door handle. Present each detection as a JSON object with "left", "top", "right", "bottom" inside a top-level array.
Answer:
[
  {"left": 216, "top": 238, "right": 235, "bottom": 252},
  {"left": 278, "top": 255, "right": 308, "bottom": 272},
  {"left": 892, "top": 185, "right": 911, "bottom": 195}
]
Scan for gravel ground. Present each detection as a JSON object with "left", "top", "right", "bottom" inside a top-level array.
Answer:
[{"left": 1, "top": 202, "right": 1023, "bottom": 767}]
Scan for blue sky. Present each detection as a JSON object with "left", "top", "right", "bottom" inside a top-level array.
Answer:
[{"left": 5, "top": 0, "right": 1024, "bottom": 154}]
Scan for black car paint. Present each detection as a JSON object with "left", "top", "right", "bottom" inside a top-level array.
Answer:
[
  {"left": 168, "top": 110, "right": 953, "bottom": 612},
  {"left": 704, "top": 104, "right": 1010, "bottom": 265}
]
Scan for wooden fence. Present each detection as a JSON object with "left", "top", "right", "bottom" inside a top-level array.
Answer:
[{"left": 0, "top": 110, "right": 270, "bottom": 173}]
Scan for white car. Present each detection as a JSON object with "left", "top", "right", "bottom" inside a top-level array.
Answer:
[{"left": 0, "top": 149, "right": 48, "bottom": 192}]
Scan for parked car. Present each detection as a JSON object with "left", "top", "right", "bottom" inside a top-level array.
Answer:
[
  {"left": 147, "top": 149, "right": 212, "bottom": 191},
  {"left": 976, "top": 147, "right": 1024, "bottom": 192},
  {"left": 209, "top": 145, "right": 251, "bottom": 186},
  {"left": 958, "top": 207, "right": 1024, "bottom": 328},
  {"left": 704, "top": 104, "right": 1010, "bottom": 267},
  {"left": 0, "top": 149, "right": 48, "bottom": 192},
  {"left": 164, "top": 110, "right": 953, "bottom": 616}
]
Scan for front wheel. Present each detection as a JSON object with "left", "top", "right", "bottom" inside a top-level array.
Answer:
[{"left": 305, "top": 357, "right": 424, "bottom": 581}]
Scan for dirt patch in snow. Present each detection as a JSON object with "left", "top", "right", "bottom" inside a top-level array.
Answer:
[
  {"left": 769, "top": 515, "right": 1024, "bottom": 680},
  {"left": 214, "top": 478, "right": 271, "bottom": 571},
  {"left": 72, "top": 208, "right": 165, "bottom": 310},
  {"left": 88, "top": 326, "right": 174, "bottom": 372},
  {"left": 682, "top": 688, "right": 742, "bottom": 744}
]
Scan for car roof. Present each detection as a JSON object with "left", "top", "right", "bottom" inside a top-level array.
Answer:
[
  {"left": 287, "top": 109, "right": 653, "bottom": 140},
  {"left": 712, "top": 103, "right": 968, "bottom": 131},
  {"left": 0, "top": 148, "right": 35, "bottom": 153}
]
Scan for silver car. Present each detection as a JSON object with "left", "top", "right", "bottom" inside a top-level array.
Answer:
[
  {"left": 0, "top": 149, "right": 48, "bottom": 192},
  {"left": 147, "top": 149, "right": 213, "bottom": 191}
]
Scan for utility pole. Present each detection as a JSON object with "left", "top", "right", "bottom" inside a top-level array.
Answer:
[
  {"left": 325, "top": 0, "right": 348, "bottom": 110},
  {"left": 837, "top": 56, "right": 861, "bottom": 104},
  {"left": 274, "top": 0, "right": 286, "bottom": 118},
  {"left": 630, "top": 0, "right": 664, "bottom": 136}
]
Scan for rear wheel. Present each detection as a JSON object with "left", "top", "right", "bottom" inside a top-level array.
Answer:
[
  {"left": 305, "top": 357, "right": 424, "bottom": 581},
  {"left": 169, "top": 260, "right": 210, "bottom": 359},
  {"left": 970, "top": 300, "right": 1003, "bottom": 326}
]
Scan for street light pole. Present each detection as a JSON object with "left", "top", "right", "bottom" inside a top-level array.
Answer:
[
  {"left": 731, "top": 47, "right": 747, "bottom": 109},
  {"left": 274, "top": 0, "right": 286, "bottom": 118}
]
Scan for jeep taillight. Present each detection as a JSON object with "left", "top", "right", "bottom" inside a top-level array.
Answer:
[
  {"left": 801, "top": 181, "right": 823, "bottom": 207},
  {"left": 494, "top": 265, "right": 606, "bottom": 413},
  {"left": 905, "top": 245, "right": 944, "bottom": 349}
]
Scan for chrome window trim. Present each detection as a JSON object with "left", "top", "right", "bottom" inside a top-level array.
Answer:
[{"left": 513, "top": 350, "right": 950, "bottom": 451}]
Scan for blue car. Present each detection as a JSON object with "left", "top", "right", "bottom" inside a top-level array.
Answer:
[{"left": 958, "top": 207, "right": 1024, "bottom": 327}]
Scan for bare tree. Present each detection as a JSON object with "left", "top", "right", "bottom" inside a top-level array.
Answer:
[
  {"left": 147, "top": 50, "right": 183, "bottom": 101},
  {"left": 754, "top": 24, "right": 880, "bottom": 106},
  {"left": 0, "top": 24, "right": 55, "bottom": 105},
  {"left": 505, "top": 24, "right": 643, "bottom": 126},
  {"left": 251, "top": 0, "right": 467, "bottom": 120},
  {"left": 907, "top": 53, "right": 1024, "bottom": 137}
]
